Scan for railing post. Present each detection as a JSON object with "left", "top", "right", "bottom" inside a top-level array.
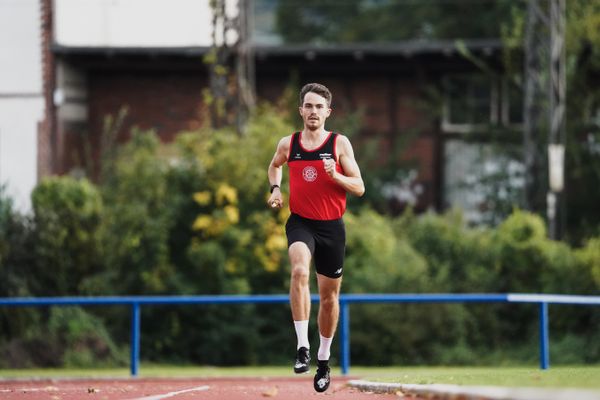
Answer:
[
  {"left": 130, "top": 302, "right": 141, "bottom": 376},
  {"left": 539, "top": 302, "right": 550, "bottom": 370},
  {"left": 339, "top": 300, "right": 350, "bottom": 375}
]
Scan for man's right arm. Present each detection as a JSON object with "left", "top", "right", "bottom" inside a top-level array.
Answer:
[{"left": 267, "top": 136, "right": 290, "bottom": 208}]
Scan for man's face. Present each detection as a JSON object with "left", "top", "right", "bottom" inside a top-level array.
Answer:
[{"left": 299, "top": 92, "right": 331, "bottom": 130}]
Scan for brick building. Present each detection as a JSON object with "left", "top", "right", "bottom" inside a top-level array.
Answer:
[{"left": 39, "top": 0, "right": 518, "bottom": 219}]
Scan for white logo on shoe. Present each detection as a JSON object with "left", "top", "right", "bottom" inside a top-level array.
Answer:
[{"left": 317, "top": 378, "right": 328, "bottom": 388}]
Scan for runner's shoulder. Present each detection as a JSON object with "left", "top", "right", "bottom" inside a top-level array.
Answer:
[
  {"left": 334, "top": 133, "right": 354, "bottom": 153},
  {"left": 277, "top": 134, "right": 293, "bottom": 152}
]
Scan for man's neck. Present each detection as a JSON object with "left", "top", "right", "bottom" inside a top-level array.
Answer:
[{"left": 302, "top": 127, "right": 327, "bottom": 138}]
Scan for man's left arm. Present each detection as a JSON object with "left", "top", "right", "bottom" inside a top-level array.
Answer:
[{"left": 324, "top": 135, "right": 365, "bottom": 197}]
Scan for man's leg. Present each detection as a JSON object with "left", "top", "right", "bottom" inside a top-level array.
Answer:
[
  {"left": 314, "top": 274, "right": 342, "bottom": 392},
  {"left": 289, "top": 242, "right": 312, "bottom": 372},
  {"left": 316, "top": 274, "right": 342, "bottom": 340}
]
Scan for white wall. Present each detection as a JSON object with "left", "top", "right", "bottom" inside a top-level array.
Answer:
[
  {"left": 54, "top": 0, "right": 238, "bottom": 47},
  {"left": 0, "top": 0, "right": 44, "bottom": 212},
  {"left": 0, "top": 0, "right": 43, "bottom": 93},
  {"left": 0, "top": 99, "right": 44, "bottom": 211}
]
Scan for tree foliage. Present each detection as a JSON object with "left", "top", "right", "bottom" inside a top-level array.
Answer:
[
  {"left": 272, "top": 0, "right": 519, "bottom": 44},
  {"left": 499, "top": 0, "right": 600, "bottom": 241},
  {"left": 30, "top": 177, "right": 103, "bottom": 296}
]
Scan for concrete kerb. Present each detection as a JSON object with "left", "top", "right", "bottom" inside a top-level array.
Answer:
[{"left": 347, "top": 379, "right": 600, "bottom": 400}]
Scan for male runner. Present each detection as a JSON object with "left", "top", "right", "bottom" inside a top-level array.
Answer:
[{"left": 267, "top": 83, "right": 364, "bottom": 392}]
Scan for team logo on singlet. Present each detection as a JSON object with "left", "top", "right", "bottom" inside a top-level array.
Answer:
[{"left": 302, "top": 166, "right": 318, "bottom": 182}]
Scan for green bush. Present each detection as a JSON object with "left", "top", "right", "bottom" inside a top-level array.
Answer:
[
  {"left": 0, "top": 307, "right": 126, "bottom": 368},
  {"left": 344, "top": 209, "right": 492, "bottom": 365},
  {"left": 0, "top": 185, "right": 11, "bottom": 268},
  {"left": 2, "top": 104, "right": 600, "bottom": 367},
  {"left": 30, "top": 176, "right": 103, "bottom": 295},
  {"left": 0, "top": 187, "right": 41, "bottom": 366},
  {"left": 578, "top": 237, "right": 600, "bottom": 288},
  {"left": 490, "top": 209, "right": 597, "bottom": 294},
  {"left": 493, "top": 210, "right": 549, "bottom": 292},
  {"left": 0, "top": 185, "right": 34, "bottom": 297},
  {"left": 142, "top": 105, "right": 294, "bottom": 363},
  {"left": 92, "top": 130, "right": 174, "bottom": 295},
  {"left": 48, "top": 307, "right": 126, "bottom": 367},
  {"left": 397, "top": 209, "right": 498, "bottom": 292},
  {"left": 78, "top": 106, "right": 296, "bottom": 364},
  {"left": 344, "top": 209, "right": 430, "bottom": 293}
]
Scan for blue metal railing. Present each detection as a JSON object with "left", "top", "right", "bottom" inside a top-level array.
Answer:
[{"left": 1, "top": 293, "right": 599, "bottom": 376}]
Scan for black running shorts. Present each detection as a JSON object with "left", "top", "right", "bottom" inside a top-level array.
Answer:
[{"left": 285, "top": 213, "right": 346, "bottom": 279}]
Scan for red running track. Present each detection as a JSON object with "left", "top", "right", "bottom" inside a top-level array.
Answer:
[{"left": 0, "top": 377, "right": 413, "bottom": 399}]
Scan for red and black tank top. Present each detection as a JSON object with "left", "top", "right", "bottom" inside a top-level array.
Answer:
[{"left": 287, "top": 131, "right": 346, "bottom": 220}]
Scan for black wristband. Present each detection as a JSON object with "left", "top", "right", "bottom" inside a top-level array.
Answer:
[{"left": 270, "top": 184, "right": 280, "bottom": 193}]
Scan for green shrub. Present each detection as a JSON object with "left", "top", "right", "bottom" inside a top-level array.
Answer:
[
  {"left": 397, "top": 209, "right": 497, "bottom": 292},
  {"left": 92, "top": 130, "right": 174, "bottom": 295},
  {"left": 492, "top": 210, "right": 549, "bottom": 292},
  {"left": 79, "top": 107, "right": 296, "bottom": 364},
  {"left": 3, "top": 104, "right": 600, "bottom": 367},
  {"left": 0, "top": 306, "right": 126, "bottom": 368},
  {"left": 31, "top": 176, "right": 103, "bottom": 295},
  {"left": 493, "top": 210, "right": 596, "bottom": 294},
  {"left": 0, "top": 185, "right": 34, "bottom": 297},
  {"left": 0, "top": 184, "right": 11, "bottom": 268},
  {"left": 344, "top": 209, "right": 484, "bottom": 366},
  {"left": 578, "top": 237, "right": 600, "bottom": 288},
  {"left": 0, "top": 189, "right": 40, "bottom": 366},
  {"left": 344, "top": 209, "right": 429, "bottom": 293},
  {"left": 48, "top": 307, "right": 126, "bottom": 368}
]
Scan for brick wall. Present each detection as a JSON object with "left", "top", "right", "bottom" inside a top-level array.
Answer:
[
  {"left": 61, "top": 69, "right": 209, "bottom": 175},
  {"left": 89, "top": 70, "right": 209, "bottom": 141},
  {"left": 64, "top": 62, "right": 440, "bottom": 209}
]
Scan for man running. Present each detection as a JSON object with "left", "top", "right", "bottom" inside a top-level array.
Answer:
[{"left": 267, "top": 83, "right": 365, "bottom": 392}]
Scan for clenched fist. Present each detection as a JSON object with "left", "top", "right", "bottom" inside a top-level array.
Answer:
[{"left": 323, "top": 158, "right": 336, "bottom": 178}]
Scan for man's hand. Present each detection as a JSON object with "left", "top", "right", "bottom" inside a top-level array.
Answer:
[
  {"left": 323, "top": 158, "right": 336, "bottom": 179},
  {"left": 267, "top": 189, "right": 283, "bottom": 209}
]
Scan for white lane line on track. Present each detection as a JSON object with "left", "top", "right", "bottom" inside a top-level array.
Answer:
[{"left": 128, "top": 385, "right": 209, "bottom": 400}]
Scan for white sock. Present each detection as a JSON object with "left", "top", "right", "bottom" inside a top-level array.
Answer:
[
  {"left": 317, "top": 334, "right": 333, "bottom": 361},
  {"left": 294, "top": 320, "right": 310, "bottom": 350}
]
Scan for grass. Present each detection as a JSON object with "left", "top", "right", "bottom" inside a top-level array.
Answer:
[
  {"left": 1, "top": 365, "right": 600, "bottom": 389},
  {"left": 351, "top": 365, "right": 600, "bottom": 389},
  {"left": 0, "top": 365, "right": 294, "bottom": 379}
]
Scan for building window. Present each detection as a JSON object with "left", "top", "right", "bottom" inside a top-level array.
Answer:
[
  {"left": 442, "top": 74, "right": 495, "bottom": 133},
  {"left": 444, "top": 140, "right": 524, "bottom": 225},
  {"left": 442, "top": 74, "right": 522, "bottom": 133}
]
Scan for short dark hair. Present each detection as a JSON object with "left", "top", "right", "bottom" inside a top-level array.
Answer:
[{"left": 299, "top": 83, "right": 332, "bottom": 107}]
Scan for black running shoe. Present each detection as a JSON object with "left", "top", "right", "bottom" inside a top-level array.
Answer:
[
  {"left": 294, "top": 347, "right": 310, "bottom": 374},
  {"left": 313, "top": 360, "right": 330, "bottom": 392}
]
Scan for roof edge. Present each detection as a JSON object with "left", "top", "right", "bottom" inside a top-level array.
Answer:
[{"left": 52, "top": 39, "right": 505, "bottom": 57}]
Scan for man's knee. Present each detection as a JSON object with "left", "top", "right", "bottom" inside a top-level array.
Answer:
[
  {"left": 291, "top": 264, "right": 310, "bottom": 283},
  {"left": 319, "top": 292, "right": 339, "bottom": 311}
]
